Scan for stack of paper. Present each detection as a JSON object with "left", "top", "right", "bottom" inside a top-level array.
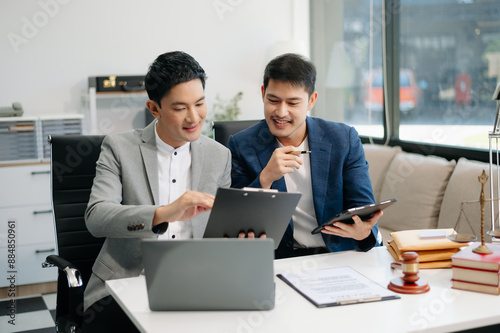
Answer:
[{"left": 386, "top": 229, "right": 465, "bottom": 269}]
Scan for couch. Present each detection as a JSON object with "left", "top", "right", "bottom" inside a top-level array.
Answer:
[{"left": 363, "top": 144, "right": 497, "bottom": 245}]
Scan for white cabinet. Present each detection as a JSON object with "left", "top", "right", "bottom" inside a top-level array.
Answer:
[
  {"left": 0, "top": 164, "right": 51, "bottom": 207},
  {"left": 0, "top": 117, "right": 39, "bottom": 163},
  {"left": 0, "top": 163, "right": 57, "bottom": 287},
  {"left": 0, "top": 115, "right": 84, "bottom": 164}
]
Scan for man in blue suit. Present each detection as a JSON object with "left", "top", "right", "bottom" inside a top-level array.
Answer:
[{"left": 228, "top": 53, "right": 382, "bottom": 259}]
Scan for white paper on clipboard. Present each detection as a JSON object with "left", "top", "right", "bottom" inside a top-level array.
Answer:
[{"left": 277, "top": 266, "right": 400, "bottom": 308}]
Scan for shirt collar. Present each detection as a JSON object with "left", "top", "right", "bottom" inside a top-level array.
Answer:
[
  {"left": 154, "top": 121, "right": 191, "bottom": 154},
  {"left": 277, "top": 136, "right": 308, "bottom": 150}
]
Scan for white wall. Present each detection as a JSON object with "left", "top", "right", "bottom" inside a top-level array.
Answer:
[{"left": 0, "top": 0, "right": 309, "bottom": 124}]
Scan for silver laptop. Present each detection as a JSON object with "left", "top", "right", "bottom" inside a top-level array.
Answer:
[{"left": 141, "top": 238, "right": 275, "bottom": 311}]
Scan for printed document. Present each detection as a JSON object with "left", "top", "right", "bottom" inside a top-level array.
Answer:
[{"left": 277, "top": 266, "right": 399, "bottom": 307}]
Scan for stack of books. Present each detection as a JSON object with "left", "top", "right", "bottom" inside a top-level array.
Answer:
[
  {"left": 386, "top": 229, "right": 464, "bottom": 269},
  {"left": 451, "top": 242, "right": 500, "bottom": 295}
]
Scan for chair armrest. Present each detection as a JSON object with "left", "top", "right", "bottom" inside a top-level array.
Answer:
[
  {"left": 45, "top": 255, "right": 83, "bottom": 288},
  {"left": 44, "top": 255, "right": 85, "bottom": 332}
]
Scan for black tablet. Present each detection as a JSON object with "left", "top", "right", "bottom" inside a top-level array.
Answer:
[
  {"left": 311, "top": 198, "right": 397, "bottom": 234},
  {"left": 203, "top": 188, "right": 302, "bottom": 249}
]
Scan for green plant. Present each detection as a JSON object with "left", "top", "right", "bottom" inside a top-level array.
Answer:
[{"left": 203, "top": 91, "right": 243, "bottom": 137}]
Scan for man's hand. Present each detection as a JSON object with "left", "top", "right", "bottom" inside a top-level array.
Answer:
[
  {"left": 321, "top": 210, "right": 383, "bottom": 241},
  {"left": 153, "top": 191, "right": 215, "bottom": 226},
  {"left": 238, "top": 231, "right": 267, "bottom": 239},
  {"left": 259, "top": 146, "right": 303, "bottom": 189}
]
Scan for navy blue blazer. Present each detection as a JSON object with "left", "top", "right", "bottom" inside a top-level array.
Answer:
[{"left": 228, "top": 116, "right": 380, "bottom": 257}]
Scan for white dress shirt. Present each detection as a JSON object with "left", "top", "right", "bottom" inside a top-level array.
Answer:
[
  {"left": 281, "top": 138, "right": 326, "bottom": 248},
  {"left": 155, "top": 124, "right": 193, "bottom": 240}
]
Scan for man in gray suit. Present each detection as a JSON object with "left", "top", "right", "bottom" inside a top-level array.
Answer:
[{"left": 83, "top": 51, "right": 231, "bottom": 332}]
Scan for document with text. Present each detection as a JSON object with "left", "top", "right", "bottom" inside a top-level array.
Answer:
[{"left": 277, "top": 266, "right": 400, "bottom": 308}]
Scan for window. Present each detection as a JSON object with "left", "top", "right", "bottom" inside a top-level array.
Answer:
[
  {"left": 399, "top": 0, "right": 500, "bottom": 149},
  {"left": 310, "top": 0, "right": 384, "bottom": 139},
  {"left": 311, "top": 0, "right": 500, "bottom": 150}
]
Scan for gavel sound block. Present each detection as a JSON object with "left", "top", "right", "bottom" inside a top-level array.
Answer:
[{"left": 388, "top": 251, "right": 430, "bottom": 294}]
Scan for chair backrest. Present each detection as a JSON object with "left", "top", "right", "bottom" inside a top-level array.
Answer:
[
  {"left": 49, "top": 135, "right": 105, "bottom": 287},
  {"left": 212, "top": 120, "right": 261, "bottom": 147}
]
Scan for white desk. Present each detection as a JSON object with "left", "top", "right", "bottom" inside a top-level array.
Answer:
[{"left": 106, "top": 247, "right": 500, "bottom": 333}]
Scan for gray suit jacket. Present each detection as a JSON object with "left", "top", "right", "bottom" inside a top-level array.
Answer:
[{"left": 84, "top": 121, "right": 231, "bottom": 310}]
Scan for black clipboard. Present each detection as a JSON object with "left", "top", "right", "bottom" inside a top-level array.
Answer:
[
  {"left": 203, "top": 188, "right": 301, "bottom": 249},
  {"left": 311, "top": 198, "right": 397, "bottom": 234}
]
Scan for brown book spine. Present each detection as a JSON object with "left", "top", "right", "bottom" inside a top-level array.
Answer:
[
  {"left": 452, "top": 266, "right": 500, "bottom": 286},
  {"left": 451, "top": 279, "right": 500, "bottom": 295}
]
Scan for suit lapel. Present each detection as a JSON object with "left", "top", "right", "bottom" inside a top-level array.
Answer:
[
  {"left": 139, "top": 122, "right": 160, "bottom": 205},
  {"left": 255, "top": 119, "right": 330, "bottom": 219},
  {"left": 307, "top": 117, "right": 331, "bottom": 224},
  {"left": 190, "top": 138, "right": 203, "bottom": 192},
  {"left": 190, "top": 137, "right": 210, "bottom": 239},
  {"left": 256, "top": 123, "right": 287, "bottom": 191}
]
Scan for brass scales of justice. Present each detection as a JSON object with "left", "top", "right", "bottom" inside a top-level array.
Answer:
[
  {"left": 388, "top": 170, "right": 494, "bottom": 295},
  {"left": 448, "top": 170, "right": 496, "bottom": 254},
  {"left": 451, "top": 81, "right": 500, "bottom": 252}
]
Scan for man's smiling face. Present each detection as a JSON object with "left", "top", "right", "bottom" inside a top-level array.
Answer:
[
  {"left": 262, "top": 79, "right": 317, "bottom": 147},
  {"left": 148, "top": 78, "right": 206, "bottom": 148}
]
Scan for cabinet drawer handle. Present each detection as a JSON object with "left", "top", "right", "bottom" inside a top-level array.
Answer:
[
  {"left": 31, "top": 171, "right": 50, "bottom": 175},
  {"left": 33, "top": 210, "right": 52, "bottom": 215},
  {"left": 36, "top": 248, "right": 55, "bottom": 254}
]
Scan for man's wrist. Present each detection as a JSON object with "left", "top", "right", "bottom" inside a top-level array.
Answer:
[
  {"left": 153, "top": 206, "right": 170, "bottom": 227},
  {"left": 259, "top": 171, "right": 272, "bottom": 189},
  {"left": 357, "top": 231, "right": 376, "bottom": 251}
]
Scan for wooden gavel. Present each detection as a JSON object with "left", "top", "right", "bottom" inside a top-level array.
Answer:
[{"left": 388, "top": 251, "right": 430, "bottom": 294}]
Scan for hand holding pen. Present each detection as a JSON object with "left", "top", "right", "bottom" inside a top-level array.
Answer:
[
  {"left": 259, "top": 146, "right": 309, "bottom": 189},
  {"left": 286, "top": 150, "right": 311, "bottom": 156}
]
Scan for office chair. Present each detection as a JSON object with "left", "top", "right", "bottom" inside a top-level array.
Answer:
[
  {"left": 43, "top": 135, "right": 105, "bottom": 333},
  {"left": 212, "top": 119, "right": 261, "bottom": 147}
]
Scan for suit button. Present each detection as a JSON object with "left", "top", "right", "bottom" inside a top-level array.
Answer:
[{"left": 286, "top": 241, "right": 293, "bottom": 247}]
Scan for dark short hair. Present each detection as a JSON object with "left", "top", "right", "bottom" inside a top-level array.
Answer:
[
  {"left": 263, "top": 53, "right": 316, "bottom": 96},
  {"left": 145, "top": 51, "right": 207, "bottom": 106}
]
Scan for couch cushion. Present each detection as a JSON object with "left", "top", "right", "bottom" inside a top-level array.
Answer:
[
  {"left": 438, "top": 157, "right": 496, "bottom": 240},
  {"left": 363, "top": 144, "right": 402, "bottom": 202},
  {"left": 378, "top": 151, "right": 456, "bottom": 232}
]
